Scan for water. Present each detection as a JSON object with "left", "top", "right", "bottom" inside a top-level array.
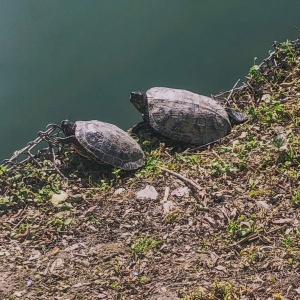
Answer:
[{"left": 1, "top": 0, "right": 300, "bottom": 161}]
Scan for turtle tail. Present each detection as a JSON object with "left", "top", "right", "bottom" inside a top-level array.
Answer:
[{"left": 225, "top": 107, "right": 248, "bottom": 125}]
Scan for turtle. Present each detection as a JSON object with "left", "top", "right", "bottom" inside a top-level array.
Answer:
[
  {"left": 130, "top": 87, "right": 248, "bottom": 145},
  {"left": 57, "top": 120, "right": 145, "bottom": 170}
]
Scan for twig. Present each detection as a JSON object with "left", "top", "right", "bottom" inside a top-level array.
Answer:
[
  {"left": 157, "top": 166, "right": 203, "bottom": 192},
  {"left": 225, "top": 79, "right": 241, "bottom": 106},
  {"left": 281, "top": 78, "right": 298, "bottom": 86},
  {"left": 157, "top": 169, "right": 209, "bottom": 210},
  {"left": 233, "top": 225, "right": 287, "bottom": 246},
  {"left": 12, "top": 213, "right": 28, "bottom": 231},
  {"left": 162, "top": 186, "right": 170, "bottom": 202},
  {"left": 233, "top": 233, "right": 259, "bottom": 246},
  {"left": 211, "top": 149, "right": 225, "bottom": 162},
  {"left": 49, "top": 144, "right": 68, "bottom": 180}
]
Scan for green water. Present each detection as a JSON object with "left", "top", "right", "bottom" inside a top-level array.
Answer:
[{"left": 1, "top": 0, "right": 300, "bottom": 160}]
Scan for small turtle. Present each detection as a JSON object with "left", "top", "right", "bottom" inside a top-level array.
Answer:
[
  {"left": 57, "top": 120, "right": 145, "bottom": 170},
  {"left": 130, "top": 87, "right": 248, "bottom": 145}
]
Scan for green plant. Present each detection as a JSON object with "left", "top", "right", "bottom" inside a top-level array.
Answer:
[
  {"left": 291, "top": 186, "right": 300, "bottom": 207},
  {"left": 280, "top": 40, "right": 298, "bottom": 62},
  {"left": 86, "top": 214, "right": 102, "bottom": 227},
  {"left": 212, "top": 281, "right": 239, "bottom": 300},
  {"left": 210, "top": 158, "right": 233, "bottom": 177},
  {"left": 46, "top": 210, "right": 73, "bottom": 231},
  {"left": 0, "top": 196, "right": 12, "bottom": 211},
  {"left": 263, "top": 101, "right": 287, "bottom": 125},
  {"left": 110, "top": 281, "right": 119, "bottom": 289},
  {"left": 226, "top": 216, "right": 255, "bottom": 240},
  {"left": 248, "top": 58, "right": 265, "bottom": 83},
  {"left": 0, "top": 165, "right": 7, "bottom": 176},
  {"left": 283, "top": 237, "right": 293, "bottom": 248},
  {"left": 97, "top": 179, "right": 112, "bottom": 192},
  {"left": 131, "top": 236, "right": 162, "bottom": 258}
]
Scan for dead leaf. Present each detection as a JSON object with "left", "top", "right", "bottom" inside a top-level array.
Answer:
[
  {"left": 215, "top": 265, "right": 227, "bottom": 272},
  {"left": 50, "top": 191, "right": 68, "bottom": 206},
  {"left": 272, "top": 218, "right": 293, "bottom": 224},
  {"left": 50, "top": 258, "right": 65, "bottom": 273},
  {"left": 48, "top": 246, "right": 60, "bottom": 256},
  {"left": 14, "top": 226, "right": 30, "bottom": 239}
]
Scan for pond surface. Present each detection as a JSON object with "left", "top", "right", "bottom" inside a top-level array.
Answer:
[{"left": 1, "top": 0, "right": 300, "bottom": 160}]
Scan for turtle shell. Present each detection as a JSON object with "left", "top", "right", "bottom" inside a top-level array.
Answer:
[
  {"left": 75, "top": 120, "right": 144, "bottom": 170},
  {"left": 145, "top": 87, "right": 232, "bottom": 145}
]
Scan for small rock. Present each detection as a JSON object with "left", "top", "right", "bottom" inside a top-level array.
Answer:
[
  {"left": 64, "top": 244, "right": 79, "bottom": 252},
  {"left": 162, "top": 200, "right": 176, "bottom": 215},
  {"left": 136, "top": 185, "right": 158, "bottom": 200},
  {"left": 13, "top": 290, "right": 27, "bottom": 297},
  {"left": 29, "top": 250, "right": 41, "bottom": 261},
  {"left": 215, "top": 265, "right": 227, "bottom": 272},
  {"left": 114, "top": 188, "right": 125, "bottom": 195},
  {"left": 256, "top": 201, "right": 270, "bottom": 210},
  {"left": 171, "top": 187, "right": 189, "bottom": 197},
  {"left": 79, "top": 260, "right": 90, "bottom": 267},
  {"left": 261, "top": 94, "right": 271, "bottom": 101},
  {"left": 239, "top": 131, "right": 247, "bottom": 139},
  {"left": 27, "top": 279, "right": 33, "bottom": 286}
]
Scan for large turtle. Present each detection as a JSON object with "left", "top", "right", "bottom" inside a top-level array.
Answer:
[
  {"left": 130, "top": 87, "right": 248, "bottom": 145},
  {"left": 57, "top": 120, "right": 145, "bottom": 170}
]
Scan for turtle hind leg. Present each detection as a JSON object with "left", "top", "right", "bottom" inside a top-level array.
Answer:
[{"left": 225, "top": 107, "right": 248, "bottom": 125}]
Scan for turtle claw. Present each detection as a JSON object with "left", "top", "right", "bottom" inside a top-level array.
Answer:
[{"left": 46, "top": 123, "right": 61, "bottom": 130}]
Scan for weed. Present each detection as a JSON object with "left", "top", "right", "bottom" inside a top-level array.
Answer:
[
  {"left": 212, "top": 280, "right": 239, "bottom": 300},
  {"left": 273, "top": 135, "right": 287, "bottom": 151},
  {"left": 273, "top": 292, "right": 287, "bottom": 300},
  {"left": 248, "top": 58, "right": 265, "bottom": 83},
  {"left": 164, "top": 211, "right": 181, "bottom": 223},
  {"left": 96, "top": 179, "right": 112, "bottom": 192},
  {"left": 86, "top": 214, "right": 102, "bottom": 228},
  {"left": 110, "top": 281, "right": 119, "bottom": 289},
  {"left": 210, "top": 158, "right": 233, "bottom": 177},
  {"left": 0, "top": 165, "right": 7, "bottom": 176},
  {"left": 46, "top": 210, "right": 73, "bottom": 231},
  {"left": 226, "top": 216, "right": 255, "bottom": 240},
  {"left": 113, "top": 258, "right": 123, "bottom": 274},
  {"left": 179, "top": 281, "right": 240, "bottom": 300},
  {"left": 283, "top": 237, "right": 293, "bottom": 248},
  {"left": 179, "top": 287, "right": 204, "bottom": 300},
  {"left": 280, "top": 40, "right": 298, "bottom": 62},
  {"left": 291, "top": 186, "right": 300, "bottom": 207},
  {"left": 0, "top": 196, "right": 12, "bottom": 212},
  {"left": 131, "top": 236, "right": 162, "bottom": 258}
]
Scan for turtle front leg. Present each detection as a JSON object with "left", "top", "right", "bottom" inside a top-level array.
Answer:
[
  {"left": 55, "top": 135, "right": 78, "bottom": 145},
  {"left": 131, "top": 121, "right": 151, "bottom": 134}
]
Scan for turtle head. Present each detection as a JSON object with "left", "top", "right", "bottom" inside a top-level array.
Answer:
[
  {"left": 130, "top": 91, "right": 147, "bottom": 114},
  {"left": 61, "top": 119, "right": 76, "bottom": 137}
]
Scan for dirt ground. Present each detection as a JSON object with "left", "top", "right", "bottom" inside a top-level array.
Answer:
[{"left": 1, "top": 40, "right": 300, "bottom": 299}]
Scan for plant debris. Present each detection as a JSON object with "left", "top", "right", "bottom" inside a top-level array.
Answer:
[{"left": 1, "top": 39, "right": 300, "bottom": 299}]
